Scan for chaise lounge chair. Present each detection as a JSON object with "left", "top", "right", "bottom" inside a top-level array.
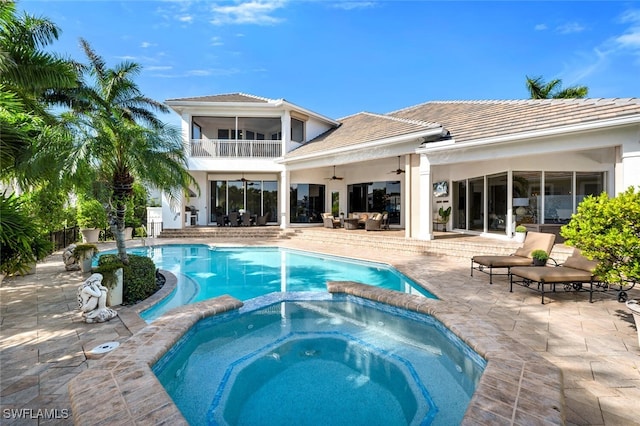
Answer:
[
  {"left": 471, "top": 231, "right": 556, "bottom": 284},
  {"left": 509, "top": 248, "right": 599, "bottom": 304}
]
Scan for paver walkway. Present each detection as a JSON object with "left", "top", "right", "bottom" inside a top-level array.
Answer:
[{"left": 1, "top": 237, "right": 639, "bottom": 425}]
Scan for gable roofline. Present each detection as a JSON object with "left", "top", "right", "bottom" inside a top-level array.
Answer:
[{"left": 165, "top": 92, "right": 340, "bottom": 126}]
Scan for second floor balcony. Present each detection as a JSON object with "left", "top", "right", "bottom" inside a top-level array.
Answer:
[{"left": 189, "top": 138, "right": 282, "bottom": 158}]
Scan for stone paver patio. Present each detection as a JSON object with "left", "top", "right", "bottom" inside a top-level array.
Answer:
[{"left": 1, "top": 237, "right": 639, "bottom": 425}]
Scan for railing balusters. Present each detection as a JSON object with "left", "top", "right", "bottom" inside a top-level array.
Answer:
[{"left": 190, "top": 138, "right": 281, "bottom": 158}]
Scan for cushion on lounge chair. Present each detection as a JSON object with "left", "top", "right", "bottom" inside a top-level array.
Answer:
[
  {"left": 562, "top": 249, "right": 598, "bottom": 272},
  {"left": 471, "top": 255, "right": 535, "bottom": 268},
  {"left": 509, "top": 266, "right": 593, "bottom": 283},
  {"left": 514, "top": 231, "right": 556, "bottom": 258}
]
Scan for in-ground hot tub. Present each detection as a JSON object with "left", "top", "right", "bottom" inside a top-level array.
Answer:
[{"left": 153, "top": 295, "right": 486, "bottom": 425}]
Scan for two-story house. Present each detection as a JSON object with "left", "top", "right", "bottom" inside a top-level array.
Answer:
[{"left": 163, "top": 93, "right": 640, "bottom": 241}]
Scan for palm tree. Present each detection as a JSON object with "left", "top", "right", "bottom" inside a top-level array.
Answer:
[
  {"left": 525, "top": 75, "right": 588, "bottom": 99},
  {"left": 65, "top": 39, "right": 197, "bottom": 263},
  {"left": 0, "top": 2, "right": 76, "bottom": 274},
  {"left": 0, "top": 0, "right": 77, "bottom": 182}
]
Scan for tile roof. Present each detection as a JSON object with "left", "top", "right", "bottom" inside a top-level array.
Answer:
[
  {"left": 285, "top": 112, "right": 441, "bottom": 158},
  {"left": 166, "top": 92, "right": 273, "bottom": 103},
  {"left": 388, "top": 98, "right": 640, "bottom": 143}
]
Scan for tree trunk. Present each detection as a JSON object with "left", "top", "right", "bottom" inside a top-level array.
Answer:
[{"left": 113, "top": 200, "right": 129, "bottom": 264}]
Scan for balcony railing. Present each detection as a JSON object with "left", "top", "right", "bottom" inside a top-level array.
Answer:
[{"left": 189, "top": 139, "right": 282, "bottom": 158}]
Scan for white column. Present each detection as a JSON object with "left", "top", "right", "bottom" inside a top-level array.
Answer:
[
  {"left": 621, "top": 140, "right": 640, "bottom": 193},
  {"left": 280, "top": 170, "right": 290, "bottom": 229},
  {"left": 404, "top": 155, "right": 412, "bottom": 238},
  {"left": 418, "top": 155, "right": 434, "bottom": 240},
  {"left": 181, "top": 112, "right": 191, "bottom": 156},
  {"left": 281, "top": 111, "right": 291, "bottom": 155}
]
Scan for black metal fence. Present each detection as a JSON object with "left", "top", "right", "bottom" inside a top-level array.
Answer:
[{"left": 49, "top": 226, "right": 80, "bottom": 251}]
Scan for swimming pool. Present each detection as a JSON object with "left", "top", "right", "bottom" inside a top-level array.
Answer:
[
  {"left": 153, "top": 294, "right": 486, "bottom": 425},
  {"left": 98, "top": 244, "right": 436, "bottom": 322}
]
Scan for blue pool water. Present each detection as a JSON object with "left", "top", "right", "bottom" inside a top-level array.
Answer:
[
  {"left": 97, "top": 245, "right": 436, "bottom": 322},
  {"left": 153, "top": 294, "right": 486, "bottom": 425}
]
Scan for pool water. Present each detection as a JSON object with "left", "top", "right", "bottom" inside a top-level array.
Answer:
[
  {"left": 98, "top": 245, "right": 435, "bottom": 322},
  {"left": 153, "top": 295, "right": 486, "bottom": 425}
]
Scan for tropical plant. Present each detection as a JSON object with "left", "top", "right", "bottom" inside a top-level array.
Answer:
[
  {"left": 438, "top": 206, "right": 452, "bottom": 223},
  {"left": 96, "top": 254, "right": 157, "bottom": 303},
  {"left": 560, "top": 187, "right": 640, "bottom": 286},
  {"left": 63, "top": 39, "right": 197, "bottom": 263},
  {"left": 525, "top": 75, "right": 588, "bottom": 99},
  {"left": 0, "top": 192, "right": 51, "bottom": 275},
  {"left": 531, "top": 249, "right": 549, "bottom": 262},
  {"left": 0, "top": 0, "right": 77, "bottom": 184},
  {"left": 76, "top": 198, "right": 108, "bottom": 229}
]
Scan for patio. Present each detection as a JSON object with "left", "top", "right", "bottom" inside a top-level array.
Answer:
[{"left": 1, "top": 236, "right": 639, "bottom": 425}]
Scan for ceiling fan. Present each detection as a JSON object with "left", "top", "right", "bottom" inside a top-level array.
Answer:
[
  {"left": 326, "top": 166, "right": 344, "bottom": 181},
  {"left": 239, "top": 173, "right": 255, "bottom": 185},
  {"left": 390, "top": 156, "right": 405, "bottom": 175}
]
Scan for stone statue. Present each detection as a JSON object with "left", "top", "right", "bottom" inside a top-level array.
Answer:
[
  {"left": 63, "top": 244, "right": 81, "bottom": 271},
  {"left": 77, "top": 273, "right": 118, "bottom": 323}
]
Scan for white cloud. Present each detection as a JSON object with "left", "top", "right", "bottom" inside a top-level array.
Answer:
[
  {"left": 616, "top": 31, "right": 640, "bottom": 48},
  {"left": 178, "top": 15, "right": 194, "bottom": 23},
  {"left": 209, "top": 0, "right": 286, "bottom": 25},
  {"left": 330, "top": 2, "right": 376, "bottom": 11},
  {"left": 561, "top": 8, "right": 640, "bottom": 84},
  {"left": 614, "top": 9, "right": 640, "bottom": 50},
  {"left": 141, "top": 42, "right": 157, "bottom": 48},
  {"left": 556, "top": 22, "right": 585, "bottom": 34},
  {"left": 211, "top": 36, "right": 224, "bottom": 46},
  {"left": 534, "top": 23, "right": 547, "bottom": 31},
  {"left": 146, "top": 66, "right": 173, "bottom": 71}
]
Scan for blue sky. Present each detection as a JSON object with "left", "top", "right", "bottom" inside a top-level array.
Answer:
[{"left": 20, "top": 1, "right": 640, "bottom": 125}]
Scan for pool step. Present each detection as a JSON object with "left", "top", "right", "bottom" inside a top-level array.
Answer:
[
  {"left": 288, "top": 228, "right": 574, "bottom": 261},
  {"left": 157, "top": 226, "right": 574, "bottom": 261},
  {"left": 158, "top": 226, "right": 285, "bottom": 239}
]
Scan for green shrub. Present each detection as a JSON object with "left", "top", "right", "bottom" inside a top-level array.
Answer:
[
  {"left": 1, "top": 193, "right": 53, "bottom": 275},
  {"left": 515, "top": 225, "right": 527, "bottom": 232},
  {"left": 96, "top": 253, "right": 158, "bottom": 304},
  {"left": 531, "top": 249, "right": 549, "bottom": 261},
  {"left": 561, "top": 187, "right": 640, "bottom": 286},
  {"left": 77, "top": 198, "right": 108, "bottom": 229}
]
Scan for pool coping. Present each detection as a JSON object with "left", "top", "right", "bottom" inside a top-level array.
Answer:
[{"left": 68, "top": 276, "right": 564, "bottom": 425}]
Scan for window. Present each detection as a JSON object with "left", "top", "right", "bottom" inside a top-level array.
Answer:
[
  {"left": 218, "top": 129, "right": 230, "bottom": 139},
  {"left": 192, "top": 122, "right": 202, "bottom": 139},
  {"left": 290, "top": 184, "right": 325, "bottom": 223},
  {"left": 488, "top": 173, "right": 507, "bottom": 232},
  {"left": 210, "top": 179, "right": 279, "bottom": 224},
  {"left": 291, "top": 118, "right": 304, "bottom": 142},
  {"left": 468, "top": 177, "right": 484, "bottom": 231},
  {"left": 544, "top": 172, "right": 573, "bottom": 224},
  {"left": 453, "top": 180, "right": 466, "bottom": 229},
  {"left": 347, "top": 181, "right": 401, "bottom": 224}
]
